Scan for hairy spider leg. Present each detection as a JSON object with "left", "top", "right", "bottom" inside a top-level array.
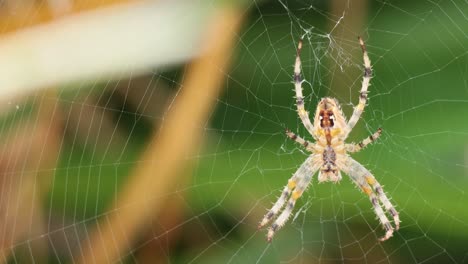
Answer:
[
  {"left": 266, "top": 160, "right": 319, "bottom": 242},
  {"left": 341, "top": 156, "right": 399, "bottom": 241},
  {"left": 366, "top": 173, "right": 400, "bottom": 231},
  {"left": 347, "top": 37, "right": 372, "bottom": 133},
  {"left": 258, "top": 177, "right": 297, "bottom": 229},
  {"left": 258, "top": 157, "right": 316, "bottom": 230},
  {"left": 346, "top": 128, "right": 382, "bottom": 153},
  {"left": 285, "top": 129, "right": 314, "bottom": 150},
  {"left": 294, "top": 38, "right": 316, "bottom": 137}
]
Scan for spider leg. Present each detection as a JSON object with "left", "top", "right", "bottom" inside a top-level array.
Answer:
[
  {"left": 345, "top": 128, "right": 382, "bottom": 153},
  {"left": 347, "top": 37, "right": 372, "bottom": 133},
  {"left": 258, "top": 177, "right": 297, "bottom": 229},
  {"left": 259, "top": 157, "right": 316, "bottom": 231},
  {"left": 266, "top": 159, "right": 319, "bottom": 242},
  {"left": 366, "top": 174, "right": 400, "bottom": 231},
  {"left": 341, "top": 156, "right": 399, "bottom": 241},
  {"left": 285, "top": 129, "right": 314, "bottom": 150},
  {"left": 294, "top": 38, "right": 315, "bottom": 137}
]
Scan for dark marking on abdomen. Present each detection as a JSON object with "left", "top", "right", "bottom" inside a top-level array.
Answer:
[{"left": 323, "top": 146, "right": 336, "bottom": 164}]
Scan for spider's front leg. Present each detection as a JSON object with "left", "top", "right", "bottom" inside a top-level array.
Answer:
[
  {"left": 347, "top": 37, "right": 372, "bottom": 132},
  {"left": 341, "top": 156, "right": 400, "bottom": 241},
  {"left": 293, "top": 38, "right": 315, "bottom": 136}
]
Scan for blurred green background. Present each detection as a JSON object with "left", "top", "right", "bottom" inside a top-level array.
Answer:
[{"left": 5, "top": 0, "right": 467, "bottom": 263}]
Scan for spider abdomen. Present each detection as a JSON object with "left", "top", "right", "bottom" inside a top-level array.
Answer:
[
  {"left": 322, "top": 145, "right": 336, "bottom": 163},
  {"left": 318, "top": 145, "right": 342, "bottom": 183}
]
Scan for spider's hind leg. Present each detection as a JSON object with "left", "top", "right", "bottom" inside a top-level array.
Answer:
[
  {"left": 259, "top": 157, "right": 318, "bottom": 241},
  {"left": 265, "top": 160, "right": 319, "bottom": 242},
  {"left": 341, "top": 156, "right": 399, "bottom": 241},
  {"left": 366, "top": 174, "right": 400, "bottom": 230},
  {"left": 266, "top": 173, "right": 312, "bottom": 242},
  {"left": 258, "top": 177, "right": 297, "bottom": 229},
  {"left": 258, "top": 129, "right": 313, "bottom": 228}
]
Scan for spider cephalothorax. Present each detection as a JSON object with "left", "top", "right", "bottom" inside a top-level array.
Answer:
[{"left": 258, "top": 37, "right": 400, "bottom": 242}]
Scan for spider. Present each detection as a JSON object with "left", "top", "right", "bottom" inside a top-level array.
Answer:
[{"left": 258, "top": 37, "right": 400, "bottom": 242}]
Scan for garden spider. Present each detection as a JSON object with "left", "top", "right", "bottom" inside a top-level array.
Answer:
[{"left": 258, "top": 37, "right": 400, "bottom": 242}]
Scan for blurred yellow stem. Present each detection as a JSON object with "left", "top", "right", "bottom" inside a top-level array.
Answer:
[
  {"left": 0, "top": 89, "right": 62, "bottom": 262},
  {"left": 76, "top": 6, "right": 244, "bottom": 264}
]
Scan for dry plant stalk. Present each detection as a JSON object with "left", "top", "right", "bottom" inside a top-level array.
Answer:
[
  {"left": 76, "top": 7, "right": 245, "bottom": 264},
  {"left": 0, "top": 89, "right": 62, "bottom": 263},
  {"left": 134, "top": 174, "right": 190, "bottom": 263}
]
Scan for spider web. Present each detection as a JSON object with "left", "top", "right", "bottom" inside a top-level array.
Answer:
[{"left": 2, "top": 0, "right": 468, "bottom": 263}]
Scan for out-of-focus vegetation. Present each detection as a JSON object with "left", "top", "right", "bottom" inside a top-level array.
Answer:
[{"left": 1, "top": 0, "right": 466, "bottom": 263}]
